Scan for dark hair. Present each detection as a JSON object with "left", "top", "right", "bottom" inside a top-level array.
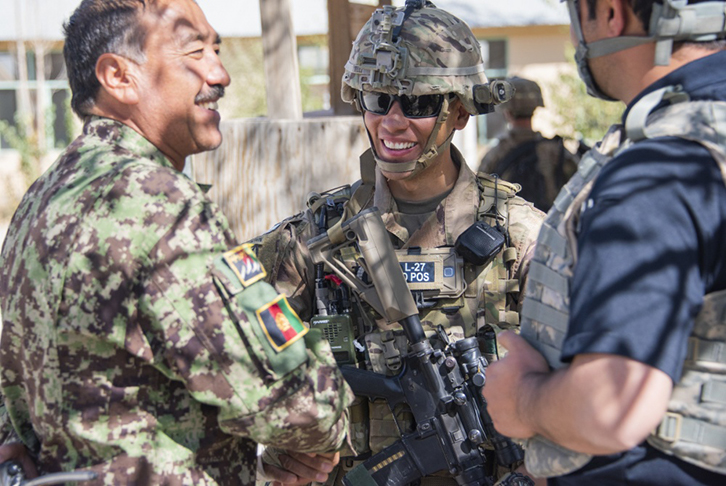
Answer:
[
  {"left": 583, "top": 0, "right": 653, "bottom": 25},
  {"left": 63, "top": 0, "right": 149, "bottom": 117},
  {"left": 586, "top": 0, "right": 725, "bottom": 49}
]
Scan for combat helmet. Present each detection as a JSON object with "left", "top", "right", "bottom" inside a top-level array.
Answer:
[
  {"left": 502, "top": 77, "right": 544, "bottom": 118},
  {"left": 342, "top": 0, "right": 513, "bottom": 175},
  {"left": 564, "top": 0, "right": 726, "bottom": 100}
]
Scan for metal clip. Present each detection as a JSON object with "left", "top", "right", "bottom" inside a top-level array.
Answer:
[
  {"left": 381, "top": 331, "right": 402, "bottom": 371},
  {"left": 656, "top": 412, "right": 683, "bottom": 443}
]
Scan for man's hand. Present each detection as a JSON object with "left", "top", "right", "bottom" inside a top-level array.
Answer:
[
  {"left": 259, "top": 450, "right": 339, "bottom": 486},
  {"left": 484, "top": 331, "right": 674, "bottom": 454},
  {"left": 0, "top": 443, "right": 38, "bottom": 479},
  {"left": 483, "top": 330, "right": 549, "bottom": 439}
]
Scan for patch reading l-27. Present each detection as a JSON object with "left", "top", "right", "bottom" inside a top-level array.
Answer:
[
  {"left": 395, "top": 248, "right": 465, "bottom": 298},
  {"left": 400, "top": 261, "right": 435, "bottom": 283},
  {"left": 222, "top": 244, "right": 267, "bottom": 287}
]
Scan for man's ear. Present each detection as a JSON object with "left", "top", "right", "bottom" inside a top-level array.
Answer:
[
  {"left": 95, "top": 53, "right": 140, "bottom": 106},
  {"left": 603, "top": 0, "right": 628, "bottom": 37},
  {"left": 451, "top": 100, "right": 470, "bottom": 131}
]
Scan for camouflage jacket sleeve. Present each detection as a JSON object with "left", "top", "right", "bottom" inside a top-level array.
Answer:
[
  {"left": 0, "top": 400, "right": 21, "bottom": 446},
  {"left": 110, "top": 165, "right": 352, "bottom": 452},
  {"left": 247, "top": 210, "right": 320, "bottom": 323}
]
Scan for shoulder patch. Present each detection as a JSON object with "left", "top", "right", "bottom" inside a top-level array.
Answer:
[
  {"left": 223, "top": 244, "right": 267, "bottom": 287},
  {"left": 256, "top": 295, "right": 308, "bottom": 352}
]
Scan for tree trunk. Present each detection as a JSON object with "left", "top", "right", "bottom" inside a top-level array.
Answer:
[
  {"left": 259, "top": 0, "right": 303, "bottom": 120},
  {"left": 34, "top": 41, "right": 46, "bottom": 153}
]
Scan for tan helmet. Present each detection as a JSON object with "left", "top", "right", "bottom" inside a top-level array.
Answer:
[
  {"left": 502, "top": 76, "right": 544, "bottom": 118},
  {"left": 342, "top": 0, "right": 512, "bottom": 175}
]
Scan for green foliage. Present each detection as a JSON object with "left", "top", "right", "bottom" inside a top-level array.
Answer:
[
  {"left": 0, "top": 114, "right": 44, "bottom": 183},
  {"left": 218, "top": 38, "right": 268, "bottom": 118},
  {"left": 218, "top": 37, "right": 331, "bottom": 118},
  {"left": 299, "top": 67, "right": 328, "bottom": 113},
  {"left": 546, "top": 47, "right": 624, "bottom": 147}
]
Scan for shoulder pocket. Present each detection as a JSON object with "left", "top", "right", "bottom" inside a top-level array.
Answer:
[{"left": 213, "top": 245, "right": 309, "bottom": 379}]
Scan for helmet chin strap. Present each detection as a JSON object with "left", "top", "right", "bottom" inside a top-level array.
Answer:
[{"left": 367, "top": 97, "right": 456, "bottom": 180}]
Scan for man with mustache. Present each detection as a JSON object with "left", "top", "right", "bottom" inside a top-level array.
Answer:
[{"left": 0, "top": 0, "right": 353, "bottom": 484}]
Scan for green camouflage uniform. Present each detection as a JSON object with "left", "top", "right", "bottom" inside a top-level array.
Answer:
[
  {"left": 478, "top": 127, "right": 579, "bottom": 212},
  {"left": 0, "top": 117, "right": 353, "bottom": 485},
  {"left": 251, "top": 147, "right": 544, "bottom": 484}
]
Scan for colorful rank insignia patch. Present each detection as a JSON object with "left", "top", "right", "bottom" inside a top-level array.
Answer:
[
  {"left": 256, "top": 295, "right": 308, "bottom": 351},
  {"left": 223, "top": 244, "right": 267, "bottom": 287}
]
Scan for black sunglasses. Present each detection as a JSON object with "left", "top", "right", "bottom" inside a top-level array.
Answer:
[{"left": 358, "top": 91, "right": 448, "bottom": 118}]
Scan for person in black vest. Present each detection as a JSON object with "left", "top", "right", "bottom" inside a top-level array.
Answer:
[{"left": 484, "top": 1, "right": 726, "bottom": 485}]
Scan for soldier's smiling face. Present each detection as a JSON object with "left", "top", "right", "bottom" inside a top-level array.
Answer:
[
  {"left": 365, "top": 99, "right": 436, "bottom": 181},
  {"left": 363, "top": 96, "right": 468, "bottom": 181},
  {"left": 133, "top": 0, "right": 230, "bottom": 168}
]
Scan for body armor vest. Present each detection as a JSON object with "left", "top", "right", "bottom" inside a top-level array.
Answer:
[
  {"left": 520, "top": 86, "right": 726, "bottom": 477},
  {"left": 312, "top": 156, "right": 529, "bottom": 459}
]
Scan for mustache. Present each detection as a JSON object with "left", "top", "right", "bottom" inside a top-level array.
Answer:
[{"left": 195, "top": 85, "right": 225, "bottom": 104}]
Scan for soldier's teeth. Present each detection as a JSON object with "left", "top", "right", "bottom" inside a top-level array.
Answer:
[
  {"left": 198, "top": 101, "right": 218, "bottom": 111},
  {"left": 384, "top": 140, "right": 415, "bottom": 150}
]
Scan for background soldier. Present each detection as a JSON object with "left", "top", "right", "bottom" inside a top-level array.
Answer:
[
  {"left": 0, "top": 0, "right": 353, "bottom": 483},
  {"left": 254, "top": 2, "right": 545, "bottom": 485},
  {"left": 478, "top": 76, "right": 580, "bottom": 212},
  {"left": 484, "top": 0, "right": 726, "bottom": 485}
]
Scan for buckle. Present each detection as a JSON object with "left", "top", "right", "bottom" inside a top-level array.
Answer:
[
  {"left": 656, "top": 412, "right": 682, "bottom": 443},
  {"left": 381, "top": 332, "right": 402, "bottom": 371}
]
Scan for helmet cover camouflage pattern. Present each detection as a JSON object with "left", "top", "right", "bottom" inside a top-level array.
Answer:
[
  {"left": 342, "top": 1, "right": 489, "bottom": 115},
  {"left": 502, "top": 76, "right": 545, "bottom": 118}
]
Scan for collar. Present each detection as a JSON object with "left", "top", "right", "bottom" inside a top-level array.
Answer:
[
  {"left": 623, "top": 50, "right": 726, "bottom": 122},
  {"left": 373, "top": 145, "right": 480, "bottom": 247},
  {"left": 83, "top": 116, "right": 175, "bottom": 170}
]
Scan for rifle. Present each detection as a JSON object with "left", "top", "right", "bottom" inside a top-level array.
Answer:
[
  {"left": 0, "top": 461, "right": 96, "bottom": 486},
  {"left": 307, "top": 207, "right": 529, "bottom": 486}
]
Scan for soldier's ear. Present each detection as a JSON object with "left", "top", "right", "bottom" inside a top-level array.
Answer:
[
  {"left": 95, "top": 53, "right": 140, "bottom": 106},
  {"left": 451, "top": 99, "right": 470, "bottom": 131},
  {"left": 596, "top": 0, "right": 629, "bottom": 37}
]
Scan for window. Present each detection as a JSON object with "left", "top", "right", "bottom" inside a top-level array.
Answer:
[
  {"left": 0, "top": 48, "right": 71, "bottom": 151},
  {"left": 0, "top": 90, "right": 17, "bottom": 149},
  {"left": 478, "top": 39, "right": 508, "bottom": 143},
  {"left": 0, "top": 53, "right": 17, "bottom": 81},
  {"left": 298, "top": 44, "right": 329, "bottom": 83},
  {"left": 298, "top": 44, "right": 330, "bottom": 111},
  {"left": 480, "top": 39, "right": 507, "bottom": 77}
]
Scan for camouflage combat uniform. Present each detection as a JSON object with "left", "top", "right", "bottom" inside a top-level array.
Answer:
[
  {"left": 251, "top": 147, "right": 544, "bottom": 484},
  {"left": 478, "top": 127, "right": 579, "bottom": 212},
  {"left": 0, "top": 117, "right": 353, "bottom": 485}
]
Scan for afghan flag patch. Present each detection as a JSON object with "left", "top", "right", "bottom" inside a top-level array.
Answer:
[
  {"left": 223, "top": 244, "right": 266, "bottom": 287},
  {"left": 256, "top": 295, "right": 308, "bottom": 351}
]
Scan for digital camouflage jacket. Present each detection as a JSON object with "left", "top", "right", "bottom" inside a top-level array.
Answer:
[{"left": 0, "top": 117, "right": 353, "bottom": 485}]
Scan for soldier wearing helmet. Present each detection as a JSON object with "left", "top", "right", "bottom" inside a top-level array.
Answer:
[
  {"left": 483, "top": 1, "right": 726, "bottom": 485},
  {"left": 252, "top": 2, "right": 545, "bottom": 485},
  {"left": 503, "top": 77, "right": 546, "bottom": 119},
  {"left": 478, "top": 76, "right": 580, "bottom": 212}
]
